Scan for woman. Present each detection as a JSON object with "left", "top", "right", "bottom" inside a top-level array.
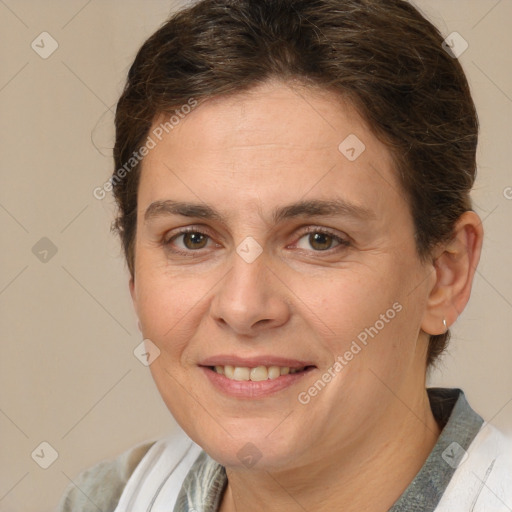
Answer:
[{"left": 57, "top": 0, "right": 512, "bottom": 510}]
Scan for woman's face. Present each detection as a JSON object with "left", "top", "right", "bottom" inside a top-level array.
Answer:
[{"left": 130, "top": 81, "right": 437, "bottom": 470}]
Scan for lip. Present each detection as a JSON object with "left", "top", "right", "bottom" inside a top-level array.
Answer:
[
  {"left": 199, "top": 354, "right": 315, "bottom": 369},
  {"left": 200, "top": 365, "right": 316, "bottom": 399}
]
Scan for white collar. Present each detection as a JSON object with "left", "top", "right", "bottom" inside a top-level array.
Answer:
[
  {"left": 435, "top": 423, "right": 512, "bottom": 511},
  {"left": 113, "top": 427, "right": 203, "bottom": 512}
]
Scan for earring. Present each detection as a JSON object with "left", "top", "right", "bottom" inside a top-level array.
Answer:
[{"left": 443, "top": 318, "right": 448, "bottom": 333}]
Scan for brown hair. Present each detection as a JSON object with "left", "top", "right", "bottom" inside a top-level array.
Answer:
[{"left": 112, "top": 0, "right": 479, "bottom": 366}]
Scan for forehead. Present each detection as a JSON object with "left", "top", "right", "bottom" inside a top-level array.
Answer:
[
  {"left": 149, "top": 81, "right": 375, "bottom": 154},
  {"left": 138, "top": 81, "right": 406, "bottom": 225}
]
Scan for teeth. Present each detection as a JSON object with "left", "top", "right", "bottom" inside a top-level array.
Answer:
[
  {"left": 233, "top": 367, "right": 250, "bottom": 381},
  {"left": 268, "top": 366, "right": 281, "bottom": 379},
  {"left": 250, "top": 366, "right": 268, "bottom": 381},
  {"left": 212, "top": 365, "right": 306, "bottom": 381},
  {"left": 224, "top": 365, "right": 234, "bottom": 379}
]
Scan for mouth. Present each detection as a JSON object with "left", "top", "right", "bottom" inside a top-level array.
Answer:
[
  {"left": 198, "top": 360, "right": 317, "bottom": 399},
  {"left": 207, "top": 364, "right": 315, "bottom": 381}
]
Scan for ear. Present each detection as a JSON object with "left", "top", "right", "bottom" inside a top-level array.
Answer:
[{"left": 421, "top": 211, "right": 484, "bottom": 335}]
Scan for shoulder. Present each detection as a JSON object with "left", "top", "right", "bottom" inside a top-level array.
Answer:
[{"left": 55, "top": 440, "right": 156, "bottom": 512}]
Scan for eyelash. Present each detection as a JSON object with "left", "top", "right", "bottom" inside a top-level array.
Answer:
[{"left": 162, "top": 226, "right": 350, "bottom": 257}]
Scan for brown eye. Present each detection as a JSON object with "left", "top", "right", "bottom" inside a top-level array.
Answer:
[
  {"left": 295, "top": 229, "right": 350, "bottom": 253},
  {"left": 163, "top": 229, "right": 214, "bottom": 254},
  {"left": 308, "top": 232, "right": 334, "bottom": 251},
  {"left": 181, "top": 232, "right": 209, "bottom": 250}
]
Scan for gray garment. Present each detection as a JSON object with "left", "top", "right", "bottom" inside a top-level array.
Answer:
[
  {"left": 389, "top": 388, "right": 484, "bottom": 510},
  {"left": 56, "top": 388, "right": 483, "bottom": 512},
  {"left": 173, "top": 388, "right": 483, "bottom": 512}
]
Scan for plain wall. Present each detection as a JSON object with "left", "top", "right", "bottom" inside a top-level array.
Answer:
[{"left": 0, "top": 1, "right": 511, "bottom": 511}]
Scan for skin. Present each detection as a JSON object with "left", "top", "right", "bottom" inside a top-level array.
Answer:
[{"left": 129, "top": 79, "right": 483, "bottom": 512}]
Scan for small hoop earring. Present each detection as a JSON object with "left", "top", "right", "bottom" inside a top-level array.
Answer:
[{"left": 443, "top": 318, "right": 448, "bottom": 332}]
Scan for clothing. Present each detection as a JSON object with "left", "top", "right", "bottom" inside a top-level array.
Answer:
[{"left": 55, "top": 388, "right": 512, "bottom": 511}]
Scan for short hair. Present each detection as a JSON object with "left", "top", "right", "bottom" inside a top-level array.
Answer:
[{"left": 112, "top": 0, "right": 479, "bottom": 366}]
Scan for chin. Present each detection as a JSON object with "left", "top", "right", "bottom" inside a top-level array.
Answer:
[{"left": 193, "top": 426, "right": 305, "bottom": 471}]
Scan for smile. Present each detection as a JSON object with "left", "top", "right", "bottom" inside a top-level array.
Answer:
[
  {"left": 200, "top": 364, "right": 316, "bottom": 399},
  {"left": 211, "top": 365, "right": 308, "bottom": 381}
]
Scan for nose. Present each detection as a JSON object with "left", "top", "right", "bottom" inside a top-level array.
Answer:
[{"left": 209, "top": 248, "right": 291, "bottom": 336}]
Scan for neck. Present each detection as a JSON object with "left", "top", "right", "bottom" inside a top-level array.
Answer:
[{"left": 219, "top": 389, "right": 441, "bottom": 512}]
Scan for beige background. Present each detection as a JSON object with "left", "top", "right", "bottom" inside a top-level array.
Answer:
[{"left": 0, "top": 1, "right": 511, "bottom": 511}]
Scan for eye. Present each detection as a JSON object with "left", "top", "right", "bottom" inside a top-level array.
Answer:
[
  {"left": 177, "top": 231, "right": 209, "bottom": 250},
  {"left": 163, "top": 227, "right": 216, "bottom": 255},
  {"left": 295, "top": 228, "right": 350, "bottom": 252},
  {"left": 162, "top": 226, "right": 350, "bottom": 257}
]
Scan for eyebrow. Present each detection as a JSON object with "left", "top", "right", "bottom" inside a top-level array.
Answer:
[{"left": 144, "top": 198, "right": 376, "bottom": 224}]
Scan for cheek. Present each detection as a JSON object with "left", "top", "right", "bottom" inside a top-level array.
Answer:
[
  {"left": 291, "top": 263, "right": 419, "bottom": 383},
  {"left": 292, "top": 265, "right": 400, "bottom": 340},
  {"left": 135, "top": 267, "right": 208, "bottom": 349}
]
